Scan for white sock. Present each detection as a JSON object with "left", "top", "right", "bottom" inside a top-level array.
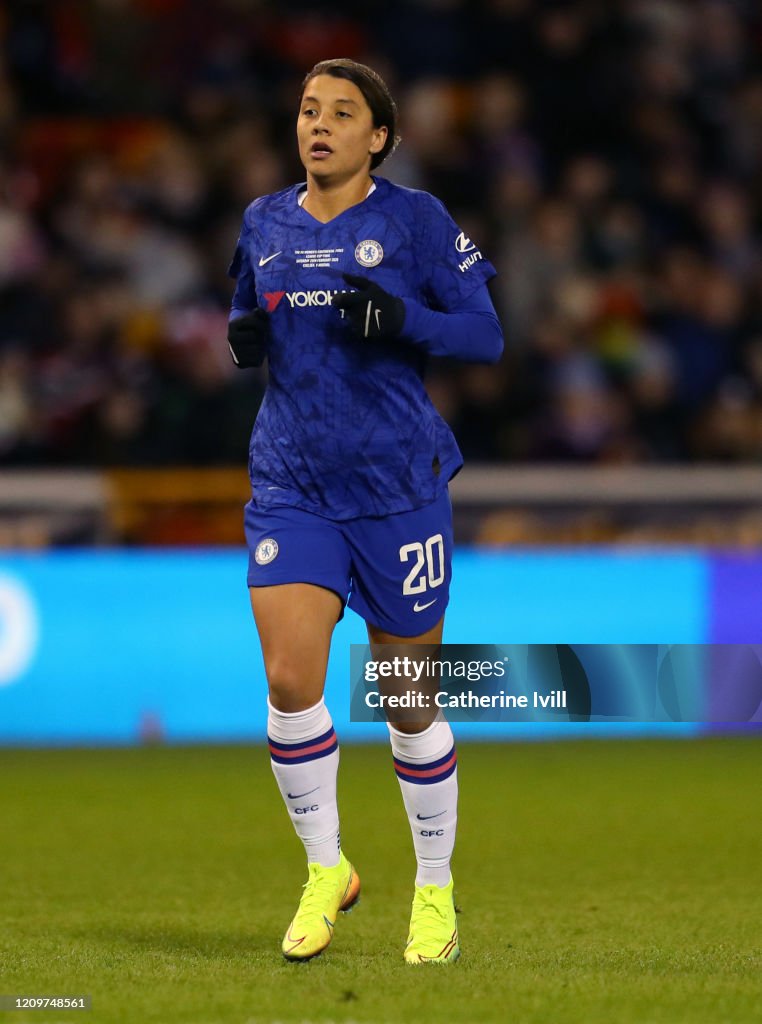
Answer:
[
  {"left": 267, "top": 698, "right": 341, "bottom": 867},
  {"left": 388, "top": 716, "right": 458, "bottom": 888}
]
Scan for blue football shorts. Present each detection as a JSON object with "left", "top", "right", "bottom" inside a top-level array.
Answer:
[{"left": 244, "top": 489, "right": 453, "bottom": 637}]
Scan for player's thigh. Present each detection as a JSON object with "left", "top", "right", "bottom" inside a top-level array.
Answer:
[
  {"left": 366, "top": 615, "right": 445, "bottom": 733},
  {"left": 346, "top": 489, "right": 453, "bottom": 638},
  {"left": 250, "top": 583, "right": 343, "bottom": 712},
  {"left": 244, "top": 500, "right": 351, "bottom": 711},
  {"left": 367, "top": 616, "right": 445, "bottom": 648}
]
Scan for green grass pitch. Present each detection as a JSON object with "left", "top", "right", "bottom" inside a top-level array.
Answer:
[{"left": 1, "top": 737, "right": 760, "bottom": 1024}]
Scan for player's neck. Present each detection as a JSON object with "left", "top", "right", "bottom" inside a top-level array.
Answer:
[{"left": 302, "top": 173, "right": 374, "bottom": 223}]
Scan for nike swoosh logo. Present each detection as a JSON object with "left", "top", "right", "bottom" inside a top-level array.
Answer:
[
  {"left": 283, "top": 925, "right": 306, "bottom": 952},
  {"left": 374, "top": 308, "right": 381, "bottom": 331},
  {"left": 413, "top": 598, "right": 437, "bottom": 612},
  {"left": 416, "top": 810, "right": 446, "bottom": 821},
  {"left": 287, "top": 786, "right": 319, "bottom": 799},
  {"left": 258, "top": 251, "right": 282, "bottom": 267}
]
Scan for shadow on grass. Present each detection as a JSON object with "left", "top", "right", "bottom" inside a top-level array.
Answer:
[{"left": 67, "top": 923, "right": 274, "bottom": 961}]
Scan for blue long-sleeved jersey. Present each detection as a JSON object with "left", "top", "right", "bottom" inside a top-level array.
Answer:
[{"left": 229, "top": 175, "right": 503, "bottom": 519}]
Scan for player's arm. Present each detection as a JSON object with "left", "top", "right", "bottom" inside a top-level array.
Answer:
[
  {"left": 332, "top": 275, "right": 503, "bottom": 364},
  {"left": 227, "top": 229, "right": 270, "bottom": 369},
  {"left": 396, "top": 283, "right": 503, "bottom": 363}
]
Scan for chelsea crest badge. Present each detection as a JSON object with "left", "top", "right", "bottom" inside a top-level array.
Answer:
[{"left": 355, "top": 240, "right": 384, "bottom": 268}]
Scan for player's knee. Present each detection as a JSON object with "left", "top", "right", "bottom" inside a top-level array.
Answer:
[
  {"left": 386, "top": 714, "right": 438, "bottom": 735},
  {"left": 265, "top": 656, "right": 322, "bottom": 712}
]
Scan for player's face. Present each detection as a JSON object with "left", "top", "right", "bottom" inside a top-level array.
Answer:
[{"left": 297, "top": 75, "right": 387, "bottom": 183}]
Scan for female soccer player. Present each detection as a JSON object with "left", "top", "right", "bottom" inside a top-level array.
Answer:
[{"left": 227, "top": 58, "right": 503, "bottom": 964}]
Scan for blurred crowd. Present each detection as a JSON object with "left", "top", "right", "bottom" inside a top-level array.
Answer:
[{"left": 2, "top": 0, "right": 762, "bottom": 467}]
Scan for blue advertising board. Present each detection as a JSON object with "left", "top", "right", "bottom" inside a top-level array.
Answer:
[{"left": 0, "top": 549, "right": 759, "bottom": 745}]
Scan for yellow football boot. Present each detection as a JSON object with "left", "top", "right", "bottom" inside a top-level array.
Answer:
[
  {"left": 282, "top": 852, "right": 360, "bottom": 961},
  {"left": 404, "top": 877, "right": 460, "bottom": 964}
]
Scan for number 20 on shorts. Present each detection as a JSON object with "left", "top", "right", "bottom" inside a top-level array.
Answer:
[{"left": 399, "top": 534, "right": 445, "bottom": 595}]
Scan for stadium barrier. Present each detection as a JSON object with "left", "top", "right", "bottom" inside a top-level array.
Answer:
[{"left": 2, "top": 466, "right": 762, "bottom": 546}]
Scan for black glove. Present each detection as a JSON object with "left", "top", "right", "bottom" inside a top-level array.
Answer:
[
  {"left": 227, "top": 310, "right": 270, "bottom": 368},
  {"left": 332, "top": 273, "right": 405, "bottom": 341}
]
